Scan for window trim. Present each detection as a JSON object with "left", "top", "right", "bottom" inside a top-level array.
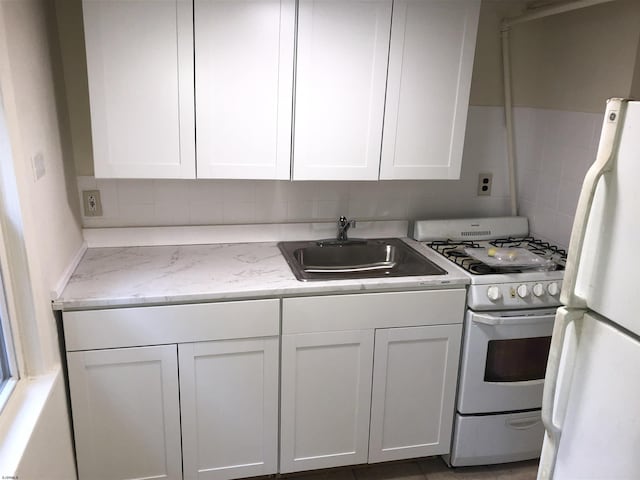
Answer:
[{"left": 0, "top": 266, "right": 19, "bottom": 414}]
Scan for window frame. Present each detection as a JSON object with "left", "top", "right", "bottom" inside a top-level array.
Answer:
[{"left": 0, "top": 265, "right": 18, "bottom": 413}]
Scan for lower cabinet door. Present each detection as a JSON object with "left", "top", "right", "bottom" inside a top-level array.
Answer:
[
  {"left": 178, "top": 338, "right": 279, "bottom": 480},
  {"left": 67, "top": 345, "right": 182, "bottom": 480},
  {"left": 368, "top": 324, "right": 463, "bottom": 462},
  {"left": 280, "top": 330, "right": 375, "bottom": 473}
]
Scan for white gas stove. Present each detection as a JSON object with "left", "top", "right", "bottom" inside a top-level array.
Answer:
[
  {"left": 412, "top": 216, "right": 565, "bottom": 467},
  {"left": 412, "top": 216, "right": 565, "bottom": 311}
]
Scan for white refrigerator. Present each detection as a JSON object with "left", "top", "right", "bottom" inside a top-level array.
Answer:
[{"left": 538, "top": 98, "right": 640, "bottom": 479}]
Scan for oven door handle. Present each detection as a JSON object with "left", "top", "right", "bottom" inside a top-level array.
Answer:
[
  {"left": 471, "top": 312, "right": 554, "bottom": 326},
  {"left": 505, "top": 415, "right": 541, "bottom": 430}
]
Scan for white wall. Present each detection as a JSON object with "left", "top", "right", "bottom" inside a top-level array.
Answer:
[
  {"left": 469, "top": 0, "right": 526, "bottom": 107},
  {"left": 509, "top": 0, "right": 640, "bottom": 113},
  {"left": 0, "top": 0, "right": 84, "bottom": 477},
  {"left": 1, "top": 0, "right": 84, "bottom": 371}
]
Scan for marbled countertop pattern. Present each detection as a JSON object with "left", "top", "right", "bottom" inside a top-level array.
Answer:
[{"left": 54, "top": 238, "right": 469, "bottom": 310}]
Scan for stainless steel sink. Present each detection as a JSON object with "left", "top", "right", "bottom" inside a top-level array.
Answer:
[{"left": 278, "top": 238, "right": 447, "bottom": 281}]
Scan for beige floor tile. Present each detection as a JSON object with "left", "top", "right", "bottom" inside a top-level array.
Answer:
[
  {"left": 417, "top": 457, "right": 497, "bottom": 480},
  {"left": 493, "top": 460, "right": 539, "bottom": 480},
  {"left": 353, "top": 461, "right": 426, "bottom": 480},
  {"left": 418, "top": 457, "right": 539, "bottom": 480},
  {"left": 283, "top": 467, "right": 357, "bottom": 480},
  {"left": 281, "top": 459, "right": 538, "bottom": 480}
]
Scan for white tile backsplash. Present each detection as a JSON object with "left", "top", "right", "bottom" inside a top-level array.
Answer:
[
  {"left": 188, "top": 201, "right": 224, "bottom": 225},
  {"left": 77, "top": 106, "right": 601, "bottom": 246},
  {"left": 514, "top": 108, "right": 602, "bottom": 247},
  {"left": 556, "top": 179, "right": 582, "bottom": 217},
  {"left": 534, "top": 172, "right": 561, "bottom": 210}
]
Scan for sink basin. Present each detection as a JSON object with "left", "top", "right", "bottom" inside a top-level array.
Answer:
[{"left": 278, "top": 238, "right": 447, "bottom": 281}]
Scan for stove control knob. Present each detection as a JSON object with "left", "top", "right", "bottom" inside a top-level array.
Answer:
[
  {"left": 547, "top": 282, "right": 560, "bottom": 296},
  {"left": 487, "top": 286, "right": 502, "bottom": 301},
  {"left": 533, "top": 283, "right": 545, "bottom": 297},
  {"left": 517, "top": 284, "right": 529, "bottom": 298}
]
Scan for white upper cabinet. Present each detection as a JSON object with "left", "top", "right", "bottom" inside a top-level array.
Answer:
[
  {"left": 292, "top": 0, "right": 392, "bottom": 181},
  {"left": 195, "top": 0, "right": 295, "bottom": 179},
  {"left": 379, "top": 0, "right": 480, "bottom": 180},
  {"left": 83, "top": 0, "right": 195, "bottom": 178},
  {"left": 83, "top": 0, "right": 480, "bottom": 181}
]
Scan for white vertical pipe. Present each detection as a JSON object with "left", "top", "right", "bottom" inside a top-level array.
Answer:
[{"left": 501, "top": 26, "right": 518, "bottom": 217}]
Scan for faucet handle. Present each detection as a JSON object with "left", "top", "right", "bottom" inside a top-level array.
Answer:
[{"left": 337, "top": 215, "right": 355, "bottom": 241}]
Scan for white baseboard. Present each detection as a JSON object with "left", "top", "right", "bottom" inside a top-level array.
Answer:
[{"left": 51, "top": 241, "right": 87, "bottom": 300}]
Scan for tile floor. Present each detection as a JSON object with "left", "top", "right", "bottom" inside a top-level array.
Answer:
[{"left": 284, "top": 458, "right": 538, "bottom": 480}]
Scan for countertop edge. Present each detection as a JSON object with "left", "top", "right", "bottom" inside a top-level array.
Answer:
[
  {"left": 53, "top": 237, "right": 471, "bottom": 312},
  {"left": 53, "top": 279, "right": 470, "bottom": 311}
]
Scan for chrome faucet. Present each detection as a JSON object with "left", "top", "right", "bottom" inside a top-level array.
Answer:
[{"left": 337, "top": 216, "right": 356, "bottom": 241}]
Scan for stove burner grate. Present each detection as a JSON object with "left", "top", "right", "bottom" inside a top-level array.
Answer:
[{"left": 426, "top": 237, "right": 567, "bottom": 275}]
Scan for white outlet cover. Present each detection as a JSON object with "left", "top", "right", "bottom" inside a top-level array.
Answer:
[
  {"left": 82, "top": 190, "right": 103, "bottom": 217},
  {"left": 477, "top": 173, "right": 493, "bottom": 196},
  {"left": 32, "top": 152, "right": 45, "bottom": 181}
]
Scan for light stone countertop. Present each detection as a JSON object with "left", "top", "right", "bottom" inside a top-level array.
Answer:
[{"left": 53, "top": 238, "right": 470, "bottom": 311}]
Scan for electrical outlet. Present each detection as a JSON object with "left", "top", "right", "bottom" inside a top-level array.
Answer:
[
  {"left": 82, "top": 190, "right": 103, "bottom": 217},
  {"left": 477, "top": 173, "right": 493, "bottom": 196}
]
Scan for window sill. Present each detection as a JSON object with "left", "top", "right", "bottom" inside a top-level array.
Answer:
[
  {"left": 0, "top": 369, "right": 59, "bottom": 476},
  {"left": 0, "top": 377, "right": 18, "bottom": 415}
]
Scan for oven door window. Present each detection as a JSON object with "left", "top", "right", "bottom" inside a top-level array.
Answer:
[{"left": 484, "top": 336, "right": 552, "bottom": 382}]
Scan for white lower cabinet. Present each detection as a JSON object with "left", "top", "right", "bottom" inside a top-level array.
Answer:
[
  {"left": 65, "top": 291, "right": 465, "bottom": 479},
  {"left": 68, "top": 338, "right": 280, "bottom": 480},
  {"left": 179, "top": 338, "right": 279, "bottom": 480},
  {"left": 280, "top": 330, "right": 375, "bottom": 473},
  {"left": 280, "top": 290, "right": 465, "bottom": 473},
  {"left": 368, "top": 325, "right": 463, "bottom": 463},
  {"left": 67, "top": 345, "right": 183, "bottom": 480},
  {"left": 65, "top": 299, "right": 280, "bottom": 480}
]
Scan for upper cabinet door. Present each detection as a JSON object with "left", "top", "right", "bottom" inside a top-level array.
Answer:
[
  {"left": 83, "top": 0, "right": 195, "bottom": 178},
  {"left": 293, "top": 0, "right": 392, "bottom": 181},
  {"left": 195, "top": 0, "right": 295, "bottom": 179},
  {"left": 379, "top": 0, "right": 480, "bottom": 180}
]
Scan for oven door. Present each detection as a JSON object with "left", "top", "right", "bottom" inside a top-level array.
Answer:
[{"left": 457, "top": 308, "right": 555, "bottom": 414}]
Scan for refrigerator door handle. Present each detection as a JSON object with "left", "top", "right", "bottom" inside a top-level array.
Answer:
[
  {"left": 561, "top": 98, "right": 626, "bottom": 308},
  {"left": 539, "top": 307, "right": 581, "bottom": 479}
]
